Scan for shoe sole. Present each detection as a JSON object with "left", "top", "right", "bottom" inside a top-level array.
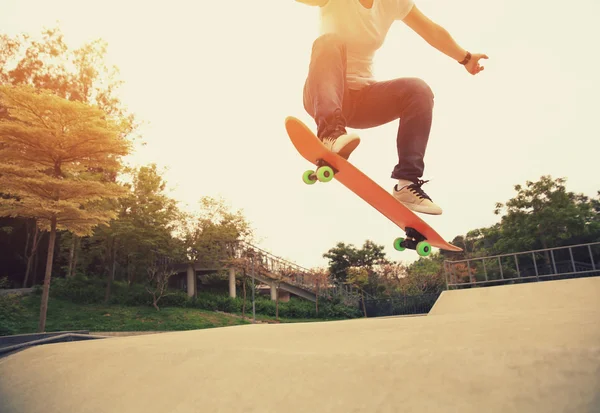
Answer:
[
  {"left": 337, "top": 138, "right": 361, "bottom": 160},
  {"left": 400, "top": 202, "right": 442, "bottom": 215},
  {"left": 394, "top": 197, "right": 442, "bottom": 215}
]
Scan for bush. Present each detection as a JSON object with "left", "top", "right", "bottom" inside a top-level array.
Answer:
[
  {"left": 192, "top": 293, "right": 242, "bottom": 313},
  {"left": 38, "top": 277, "right": 362, "bottom": 320},
  {"left": 108, "top": 282, "right": 151, "bottom": 306},
  {"left": 0, "top": 294, "right": 27, "bottom": 335},
  {"left": 50, "top": 276, "right": 105, "bottom": 304},
  {"left": 159, "top": 291, "right": 190, "bottom": 308}
]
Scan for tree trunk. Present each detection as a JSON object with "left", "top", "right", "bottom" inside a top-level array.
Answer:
[
  {"left": 315, "top": 279, "right": 319, "bottom": 317},
  {"left": 111, "top": 239, "right": 117, "bottom": 281},
  {"left": 361, "top": 291, "right": 367, "bottom": 318},
  {"left": 33, "top": 239, "right": 41, "bottom": 285},
  {"left": 72, "top": 237, "right": 79, "bottom": 277},
  {"left": 67, "top": 235, "right": 76, "bottom": 278},
  {"left": 275, "top": 285, "right": 280, "bottom": 321},
  {"left": 23, "top": 224, "right": 41, "bottom": 288},
  {"left": 38, "top": 217, "right": 57, "bottom": 333},
  {"left": 105, "top": 237, "right": 117, "bottom": 303},
  {"left": 23, "top": 254, "right": 35, "bottom": 288},
  {"left": 242, "top": 273, "right": 247, "bottom": 319}
]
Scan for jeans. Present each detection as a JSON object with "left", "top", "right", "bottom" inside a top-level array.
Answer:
[{"left": 302, "top": 33, "right": 435, "bottom": 183}]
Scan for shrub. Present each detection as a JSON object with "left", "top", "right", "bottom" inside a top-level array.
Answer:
[{"left": 0, "top": 294, "right": 26, "bottom": 335}]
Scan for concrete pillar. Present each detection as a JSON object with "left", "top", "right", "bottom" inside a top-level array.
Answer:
[
  {"left": 229, "top": 268, "right": 236, "bottom": 298},
  {"left": 279, "top": 290, "right": 291, "bottom": 303},
  {"left": 270, "top": 283, "right": 277, "bottom": 301},
  {"left": 186, "top": 264, "right": 195, "bottom": 297}
]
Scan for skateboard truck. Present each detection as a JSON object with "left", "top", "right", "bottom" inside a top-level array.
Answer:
[
  {"left": 394, "top": 227, "right": 432, "bottom": 257},
  {"left": 302, "top": 159, "right": 339, "bottom": 185}
]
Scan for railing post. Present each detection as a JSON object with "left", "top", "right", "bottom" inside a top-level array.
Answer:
[{"left": 532, "top": 253, "right": 539, "bottom": 281}]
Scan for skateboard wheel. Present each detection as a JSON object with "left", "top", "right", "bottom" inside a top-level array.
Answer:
[
  {"left": 393, "top": 237, "right": 406, "bottom": 251},
  {"left": 316, "top": 166, "right": 334, "bottom": 182},
  {"left": 416, "top": 241, "right": 431, "bottom": 257},
  {"left": 303, "top": 170, "right": 317, "bottom": 185}
]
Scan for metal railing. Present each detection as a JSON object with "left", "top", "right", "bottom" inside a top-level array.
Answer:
[
  {"left": 226, "top": 240, "right": 362, "bottom": 306},
  {"left": 443, "top": 241, "right": 600, "bottom": 289}
]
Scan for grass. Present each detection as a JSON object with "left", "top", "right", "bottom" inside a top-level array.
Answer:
[
  {"left": 0, "top": 294, "right": 347, "bottom": 336},
  {"left": 2, "top": 295, "right": 249, "bottom": 335}
]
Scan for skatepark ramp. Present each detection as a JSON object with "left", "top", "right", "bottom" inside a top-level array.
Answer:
[
  {"left": 429, "top": 274, "right": 600, "bottom": 316},
  {"left": 0, "top": 276, "right": 598, "bottom": 412}
]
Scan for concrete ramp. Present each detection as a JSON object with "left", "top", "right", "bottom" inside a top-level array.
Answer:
[
  {"left": 1, "top": 277, "right": 599, "bottom": 413},
  {"left": 429, "top": 276, "right": 600, "bottom": 316}
]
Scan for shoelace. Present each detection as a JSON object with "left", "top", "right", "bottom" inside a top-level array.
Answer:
[{"left": 406, "top": 179, "right": 432, "bottom": 201}]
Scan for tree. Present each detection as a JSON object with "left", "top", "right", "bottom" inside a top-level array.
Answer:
[
  {"left": 184, "top": 196, "right": 254, "bottom": 271},
  {"left": 145, "top": 255, "right": 177, "bottom": 311},
  {"left": 493, "top": 176, "right": 600, "bottom": 253},
  {"left": 0, "top": 27, "right": 137, "bottom": 289},
  {"left": 0, "top": 27, "right": 136, "bottom": 123},
  {"left": 309, "top": 267, "right": 330, "bottom": 317},
  {"left": 107, "top": 164, "right": 182, "bottom": 292},
  {"left": 323, "top": 240, "right": 389, "bottom": 283},
  {"left": 0, "top": 85, "right": 131, "bottom": 331},
  {"left": 400, "top": 254, "right": 446, "bottom": 295},
  {"left": 347, "top": 266, "right": 369, "bottom": 317}
]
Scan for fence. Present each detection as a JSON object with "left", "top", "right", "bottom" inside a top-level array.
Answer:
[{"left": 443, "top": 241, "right": 600, "bottom": 289}]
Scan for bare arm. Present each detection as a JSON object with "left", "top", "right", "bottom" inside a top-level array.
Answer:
[{"left": 402, "top": 5, "right": 488, "bottom": 74}]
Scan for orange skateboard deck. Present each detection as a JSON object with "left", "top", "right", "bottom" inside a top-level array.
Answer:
[{"left": 285, "top": 116, "right": 462, "bottom": 256}]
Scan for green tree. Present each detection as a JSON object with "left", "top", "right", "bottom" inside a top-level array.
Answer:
[
  {"left": 347, "top": 266, "right": 369, "bottom": 317},
  {"left": 0, "top": 85, "right": 131, "bottom": 331},
  {"left": 323, "top": 240, "right": 388, "bottom": 283},
  {"left": 401, "top": 253, "right": 446, "bottom": 295},
  {"left": 184, "top": 196, "right": 254, "bottom": 271},
  {"left": 493, "top": 176, "right": 600, "bottom": 253},
  {"left": 88, "top": 164, "right": 184, "bottom": 300}
]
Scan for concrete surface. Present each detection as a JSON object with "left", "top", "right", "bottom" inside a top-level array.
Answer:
[{"left": 1, "top": 277, "right": 599, "bottom": 413}]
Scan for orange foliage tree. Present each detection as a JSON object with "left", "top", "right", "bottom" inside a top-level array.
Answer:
[{"left": 0, "top": 85, "right": 131, "bottom": 331}]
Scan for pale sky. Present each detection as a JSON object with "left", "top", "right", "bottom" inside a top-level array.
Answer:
[{"left": 2, "top": 0, "right": 599, "bottom": 269}]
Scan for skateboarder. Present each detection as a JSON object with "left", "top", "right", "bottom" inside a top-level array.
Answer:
[{"left": 298, "top": 0, "right": 488, "bottom": 215}]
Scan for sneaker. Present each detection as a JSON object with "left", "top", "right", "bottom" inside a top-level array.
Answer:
[
  {"left": 392, "top": 179, "right": 443, "bottom": 215},
  {"left": 322, "top": 132, "right": 360, "bottom": 159},
  {"left": 318, "top": 110, "right": 360, "bottom": 159}
]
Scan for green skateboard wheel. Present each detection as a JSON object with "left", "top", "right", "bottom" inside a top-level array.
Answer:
[
  {"left": 316, "top": 166, "right": 334, "bottom": 182},
  {"left": 416, "top": 241, "right": 431, "bottom": 257},
  {"left": 303, "top": 170, "right": 316, "bottom": 185},
  {"left": 393, "top": 237, "right": 406, "bottom": 251}
]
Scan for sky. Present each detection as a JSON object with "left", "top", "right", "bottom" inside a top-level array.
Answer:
[{"left": 2, "top": 0, "right": 599, "bottom": 269}]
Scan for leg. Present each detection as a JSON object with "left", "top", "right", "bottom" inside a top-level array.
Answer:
[
  {"left": 347, "top": 78, "right": 442, "bottom": 215},
  {"left": 302, "top": 34, "right": 360, "bottom": 159},
  {"left": 346, "top": 77, "right": 434, "bottom": 182}
]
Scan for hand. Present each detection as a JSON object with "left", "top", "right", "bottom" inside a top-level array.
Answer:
[{"left": 464, "top": 53, "right": 488, "bottom": 75}]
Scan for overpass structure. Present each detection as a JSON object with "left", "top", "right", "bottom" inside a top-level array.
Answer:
[{"left": 175, "top": 240, "right": 360, "bottom": 306}]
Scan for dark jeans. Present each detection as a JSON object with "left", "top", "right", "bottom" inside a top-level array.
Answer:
[{"left": 303, "top": 33, "right": 435, "bottom": 182}]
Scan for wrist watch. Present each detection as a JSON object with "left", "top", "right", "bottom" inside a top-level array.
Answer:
[{"left": 459, "top": 52, "right": 471, "bottom": 65}]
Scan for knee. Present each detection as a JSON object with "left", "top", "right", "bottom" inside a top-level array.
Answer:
[
  {"left": 410, "top": 78, "right": 434, "bottom": 105},
  {"left": 312, "top": 33, "right": 346, "bottom": 54}
]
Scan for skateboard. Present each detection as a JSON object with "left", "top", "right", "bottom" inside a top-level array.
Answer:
[{"left": 285, "top": 116, "right": 462, "bottom": 257}]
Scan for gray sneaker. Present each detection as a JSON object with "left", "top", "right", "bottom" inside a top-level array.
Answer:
[{"left": 392, "top": 179, "right": 443, "bottom": 215}]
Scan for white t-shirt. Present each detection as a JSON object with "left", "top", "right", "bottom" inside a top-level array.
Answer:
[{"left": 318, "top": 0, "right": 415, "bottom": 89}]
